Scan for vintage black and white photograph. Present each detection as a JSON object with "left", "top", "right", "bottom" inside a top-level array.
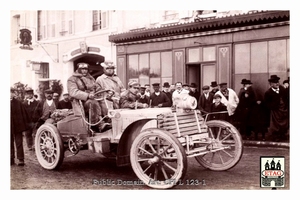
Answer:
[{"left": 6, "top": 1, "right": 297, "bottom": 198}]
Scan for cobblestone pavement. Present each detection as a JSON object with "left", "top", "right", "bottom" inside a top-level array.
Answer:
[{"left": 10, "top": 137, "right": 290, "bottom": 190}]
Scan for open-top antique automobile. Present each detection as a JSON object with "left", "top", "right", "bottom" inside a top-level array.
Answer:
[{"left": 35, "top": 90, "right": 243, "bottom": 189}]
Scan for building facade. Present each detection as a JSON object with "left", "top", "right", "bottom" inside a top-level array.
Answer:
[
  {"left": 10, "top": 10, "right": 118, "bottom": 97},
  {"left": 10, "top": 10, "right": 290, "bottom": 100},
  {"left": 109, "top": 10, "right": 290, "bottom": 99}
]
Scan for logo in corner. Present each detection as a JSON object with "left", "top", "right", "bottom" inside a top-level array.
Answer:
[{"left": 260, "top": 156, "right": 285, "bottom": 188}]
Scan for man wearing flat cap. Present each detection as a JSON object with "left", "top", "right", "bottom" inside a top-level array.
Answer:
[
  {"left": 264, "top": 75, "right": 289, "bottom": 141},
  {"left": 96, "top": 61, "right": 125, "bottom": 115},
  {"left": 33, "top": 89, "right": 59, "bottom": 131},
  {"left": 150, "top": 83, "right": 171, "bottom": 108},
  {"left": 138, "top": 85, "right": 150, "bottom": 105},
  {"left": 120, "top": 81, "right": 148, "bottom": 109},
  {"left": 67, "top": 62, "right": 108, "bottom": 132},
  {"left": 198, "top": 85, "right": 214, "bottom": 113}
]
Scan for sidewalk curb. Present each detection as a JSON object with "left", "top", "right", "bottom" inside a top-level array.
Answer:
[{"left": 243, "top": 140, "right": 289, "bottom": 149}]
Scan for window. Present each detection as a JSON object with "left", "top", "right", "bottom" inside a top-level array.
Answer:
[
  {"left": 12, "top": 14, "right": 20, "bottom": 44},
  {"left": 37, "top": 11, "right": 43, "bottom": 40},
  {"left": 69, "top": 20, "right": 72, "bottom": 34},
  {"left": 52, "top": 24, "right": 55, "bottom": 37},
  {"left": 93, "top": 10, "right": 109, "bottom": 30},
  {"left": 39, "top": 63, "right": 49, "bottom": 78},
  {"left": 163, "top": 10, "right": 178, "bottom": 21},
  {"left": 128, "top": 52, "right": 173, "bottom": 89},
  {"left": 60, "top": 11, "right": 67, "bottom": 36}
]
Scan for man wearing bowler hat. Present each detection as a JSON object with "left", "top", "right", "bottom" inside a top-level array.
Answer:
[
  {"left": 264, "top": 75, "right": 289, "bottom": 141},
  {"left": 96, "top": 61, "right": 125, "bottom": 115},
  {"left": 22, "top": 87, "right": 39, "bottom": 151},
  {"left": 209, "top": 81, "right": 219, "bottom": 96},
  {"left": 150, "top": 83, "right": 171, "bottom": 107},
  {"left": 236, "top": 79, "right": 256, "bottom": 139},
  {"left": 162, "top": 82, "right": 173, "bottom": 104},
  {"left": 189, "top": 83, "right": 200, "bottom": 102}
]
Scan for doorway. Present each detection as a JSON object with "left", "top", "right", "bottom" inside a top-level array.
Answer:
[{"left": 187, "top": 63, "right": 216, "bottom": 92}]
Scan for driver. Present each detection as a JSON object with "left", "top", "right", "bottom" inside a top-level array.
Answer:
[{"left": 67, "top": 62, "right": 110, "bottom": 132}]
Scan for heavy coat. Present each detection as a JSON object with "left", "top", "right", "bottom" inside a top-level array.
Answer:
[
  {"left": 198, "top": 92, "right": 214, "bottom": 112},
  {"left": 67, "top": 70, "right": 96, "bottom": 101},
  {"left": 11, "top": 98, "right": 30, "bottom": 133},
  {"left": 22, "top": 99, "right": 39, "bottom": 122},
  {"left": 208, "top": 102, "right": 228, "bottom": 121},
  {"left": 215, "top": 88, "right": 239, "bottom": 116},
  {"left": 138, "top": 94, "right": 150, "bottom": 105},
  {"left": 264, "top": 85, "right": 289, "bottom": 133},
  {"left": 150, "top": 92, "right": 172, "bottom": 107},
  {"left": 95, "top": 74, "right": 125, "bottom": 100},
  {"left": 235, "top": 86, "right": 256, "bottom": 130},
  {"left": 120, "top": 90, "right": 145, "bottom": 109}
]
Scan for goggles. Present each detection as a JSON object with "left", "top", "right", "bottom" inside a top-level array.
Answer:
[{"left": 78, "top": 63, "right": 89, "bottom": 69}]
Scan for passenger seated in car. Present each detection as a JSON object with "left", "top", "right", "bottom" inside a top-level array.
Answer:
[{"left": 119, "top": 81, "right": 149, "bottom": 109}]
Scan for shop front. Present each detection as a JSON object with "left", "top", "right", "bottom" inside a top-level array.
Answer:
[{"left": 109, "top": 10, "right": 289, "bottom": 98}]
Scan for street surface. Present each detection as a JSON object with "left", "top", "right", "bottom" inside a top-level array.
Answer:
[{"left": 10, "top": 144, "right": 289, "bottom": 190}]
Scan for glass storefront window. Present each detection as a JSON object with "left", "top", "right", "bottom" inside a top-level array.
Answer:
[
  {"left": 269, "top": 40, "right": 287, "bottom": 72},
  {"left": 128, "top": 54, "right": 139, "bottom": 79},
  {"left": 150, "top": 52, "right": 160, "bottom": 78},
  {"left": 128, "top": 51, "right": 173, "bottom": 87},
  {"left": 161, "top": 51, "right": 172, "bottom": 77},
  {"left": 188, "top": 48, "right": 200, "bottom": 63},
  {"left": 234, "top": 43, "right": 250, "bottom": 74},
  {"left": 251, "top": 42, "right": 268, "bottom": 73},
  {"left": 203, "top": 46, "right": 216, "bottom": 61}
]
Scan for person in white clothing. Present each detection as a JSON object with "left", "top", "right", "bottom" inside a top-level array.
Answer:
[
  {"left": 172, "top": 82, "right": 190, "bottom": 107},
  {"left": 214, "top": 83, "right": 239, "bottom": 118}
]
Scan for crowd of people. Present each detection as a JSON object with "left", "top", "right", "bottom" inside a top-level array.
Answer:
[{"left": 10, "top": 60, "right": 290, "bottom": 166}]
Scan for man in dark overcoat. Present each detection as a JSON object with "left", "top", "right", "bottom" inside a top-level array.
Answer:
[
  {"left": 198, "top": 85, "right": 214, "bottom": 113},
  {"left": 22, "top": 87, "right": 39, "bottom": 150},
  {"left": 162, "top": 82, "right": 173, "bottom": 105},
  {"left": 11, "top": 87, "right": 30, "bottom": 166},
  {"left": 138, "top": 86, "right": 150, "bottom": 105},
  {"left": 235, "top": 79, "right": 256, "bottom": 139},
  {"left": 264, "top": 75, "right": 289, "bottom": 141},
  {"left": 150, "top": 83, "right": 171, "bottom": 107}
]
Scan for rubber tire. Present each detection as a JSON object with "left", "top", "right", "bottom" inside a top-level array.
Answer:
[
  {"left": 195, "top": 120, "right": 243, "bottom": 171},
  {"left": 35, "top": 123, "right": 64, "bottom": 170},
  {"left": 130, "top": 128, "right": 187, "bottom": 189}
]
